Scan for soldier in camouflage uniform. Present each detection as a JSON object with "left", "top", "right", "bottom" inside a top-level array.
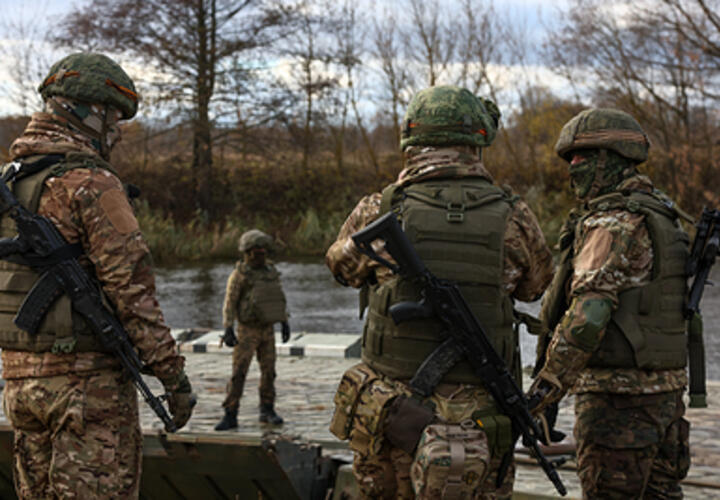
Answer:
[
  {"left": 215, "top": 229, "right": 290, "bottom": 430},
  {"left": 0, "top": 53, "right": 194, "bottom": 499},
  {"left": 326, "top": 86, "right": 554, "bottom": 499},
  {"left": 527, "top": 108, "right": 691, "bottom": 499}
]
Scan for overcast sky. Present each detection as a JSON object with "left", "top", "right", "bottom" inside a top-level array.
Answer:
[{"left": 0, "top": 0, "right": 572, "bottom": 118}]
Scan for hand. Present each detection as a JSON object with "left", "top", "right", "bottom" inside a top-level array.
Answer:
[
  {"left": 537, "top": 402, "right": 566, "bottom": 445},
  {"left": 163, "top": 371, "right": 196, "bottom": 430},
  {"left": 221, "top": 326, "right": 237, "bottom": 347},
  {"left": 281, "top": 321, "right": 290, "bottom": 343}
]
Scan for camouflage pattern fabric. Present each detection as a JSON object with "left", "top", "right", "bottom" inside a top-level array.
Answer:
[
  {"left": 326, "top": 145, "right": 554, "bottom": 300},
  {"left": 401, "top": 86, "right": 499, "bottom": 150},
  {"left": 39, "top": 52, "right": 138, "bottom": 119},
  {"left": 221, "top": 323, "right": 277, "bottom": 409},
  {"left": 410, "top": 423, "right": 490, "bottom": 499},
  {"left": 3, "top": 369, "right": 142, "bottom": 499},
  {"left": 555, "top": 108, "right": 650, "bottom": 163},
  {"left": 10, "top": 111, "right": 101, "bottom": 160},
  {"left": 574, "top": 390, "right": 689, "bottom": 499},
  {"left": 4, "top": 119, "right": 184, "bottom": 383},
  {"left": 347, "top": 370, "right": 516, "bottom": 499},
  {"left": 533, "top": 175, "right": 686, "bottom": 408}
]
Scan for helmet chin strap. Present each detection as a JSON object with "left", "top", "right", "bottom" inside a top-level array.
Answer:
[{"left": 99, "top": 106, "right": 110, "bottom": 160}]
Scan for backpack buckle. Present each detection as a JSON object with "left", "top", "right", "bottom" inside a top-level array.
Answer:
[{"left": 447, "top": 202, "right": 465, "bottom": 223}]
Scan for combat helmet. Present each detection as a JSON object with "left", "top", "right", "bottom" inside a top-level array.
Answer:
[
  {"left": 401, "top": 85, "right": 500, "bottom": 150},
  {"left": 555, "top": 108, "right": 649, "bottom": 163},
  {"left": 238, "top": 229, "right": 274, "bottom": 253},
  {"left": 39, "top": 53, "right": 138, "bottom": 119}
]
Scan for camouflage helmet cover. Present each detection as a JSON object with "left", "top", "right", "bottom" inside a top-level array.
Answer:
[
  {"left": 401, "top": 85, "right": 500, "bottom": 150},
  {"left": 555, "top": 108, "right": 649, "bottom": 162},
  {"left": 39, "top": 53, "right": 138, "bottom": 119},
  {"left": 238, "top": 229, "right": 274, "bottom": 253}
]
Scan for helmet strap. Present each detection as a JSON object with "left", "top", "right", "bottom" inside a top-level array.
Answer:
[{"left": 99, "top": 106, "right": 110, "bottom": 160}]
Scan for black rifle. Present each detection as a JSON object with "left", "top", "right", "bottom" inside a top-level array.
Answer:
[
  {"left": 0, "top": 165, "right": 177, "bottom": 432},
  {"left": 352, "top": 212, "right": 567, "bottom": 496},
  {"left": 684, "top": 208, "right": 719, "bottom": 408}
]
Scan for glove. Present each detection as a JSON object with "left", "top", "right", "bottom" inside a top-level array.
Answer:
[
  {"left": 540, "top": 401, "right": 567, "bottom": 444},
  {"left": 281, "top": 321, "right": 290, "bottom": 343},
  {"left": 526, "top": 380, "right": 566, "bottom": 445},
  {"left": 221, "top": 326, "right": 237, "bottom": 347},
  {"left": 162, "top": 371, "right": 196, "bottom": 430}
]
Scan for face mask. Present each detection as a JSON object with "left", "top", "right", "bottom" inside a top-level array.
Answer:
[
  {"left": 247, "top": 248, "right": 267, "bottom": 266},
  {"left": 568, "top": 151, "right": 599, "bottom": 199}
]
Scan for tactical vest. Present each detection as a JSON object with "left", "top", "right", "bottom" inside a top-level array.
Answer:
[
  {"left": 0, "top": 152, "right": 118, "bottom": 354},
  {"left": 540, "top": 190, "right": 689, "bottom": 370},
  {"left": 362, "top": 177, "right": 516, "bottom": 384},
  {"left": 236, "top": 262, "right": 287, "bottom": 325}
]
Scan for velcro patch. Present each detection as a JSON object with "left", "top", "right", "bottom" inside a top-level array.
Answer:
[{"left": 99, "top": 189, "right": 139, "bottom": 234}]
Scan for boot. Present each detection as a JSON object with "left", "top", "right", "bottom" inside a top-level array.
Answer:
[
  {"left": 214, "top": 408, "right": 238, "bottom": 431},
  {"left": 259, "top": 403, "right": 283, "bottom": 425}
]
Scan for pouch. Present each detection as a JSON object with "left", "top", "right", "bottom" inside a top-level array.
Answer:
[
  {"left": 329, "top": 364, "right": 378, "bottom": 440},
  {"left": 383, "top": 394, "right": 435, "bottom": 454},
  {"left": 349, "top": 377, "right": 399, "bottom": 455},
  {"left": 410, "top": 421, "right": 490, "bottom": 499}
]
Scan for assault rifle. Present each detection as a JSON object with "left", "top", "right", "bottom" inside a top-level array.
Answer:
[
  {"left": 352, "top": 212, "right": 567, "bottom": 497},
  {"left": 684, "top": 208, "right": 719, "bottom": 408},
  {"left": 0, "top": 164, "right": 177, "bottom": 432}
]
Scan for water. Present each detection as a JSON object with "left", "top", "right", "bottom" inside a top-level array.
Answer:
[{"left": 155, "top": 262, "right": 720, "bottom": 380}]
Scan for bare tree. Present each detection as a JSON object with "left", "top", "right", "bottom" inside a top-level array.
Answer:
[
  {"left": 0, "top": 2, "right": 55, "bottom": 115},
  {"left": 371, "top": 5, "right": 413, "bottom": 150},
  {"left": 54, "top": 0, "right": 292, "bottom": 216},
  {"left": 405, "top": 0, "right": 455, "bottom": 87},
  {"left": 281, "top": 0, "right": 338, "bottom": 171},
  {"left": 545, "top": 0, "right": 719, "bottom": 211}
]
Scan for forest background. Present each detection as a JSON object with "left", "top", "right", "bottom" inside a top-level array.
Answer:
[{"left": 0, "top": 0, "right": 718, "bottom": 263}]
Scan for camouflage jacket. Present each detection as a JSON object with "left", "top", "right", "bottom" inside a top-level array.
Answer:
[
  {"left": 2, "top": 113, "right": 184, "bottom": 381},
  {"left": 537, "top": 175, "right": 687, "bottom": 395},
  {"left": 326, "top": 145, "right": 554, "bottom": 302}
]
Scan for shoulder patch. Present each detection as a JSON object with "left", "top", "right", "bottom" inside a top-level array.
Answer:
[{"left": 99, "top": 188, "right": 139, "bottom": 234}]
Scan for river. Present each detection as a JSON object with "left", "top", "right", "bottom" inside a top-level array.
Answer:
[{"left": 155, "top": 261, "right": 720, "bottom": 380}]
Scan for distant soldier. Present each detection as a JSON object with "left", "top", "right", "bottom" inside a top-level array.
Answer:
[
  {"left": 215, "top": 229, "right": 290, "bottom": 430},
  {"left": 0, "top": 53, "right": 193, "bottom": 498},
  {"left": 528, "top": 108, "right": 691, "bottom": 498},
  {"left": 326, "top": 85, "right": 554, "bottom": 499}
]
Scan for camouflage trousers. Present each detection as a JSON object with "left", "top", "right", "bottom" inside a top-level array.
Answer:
[
  {"left": 574, "top": 390, "right": 690, "bottom": 500},
  {"left": 349, "top": 376, "right": 514, "bottom": 500},
  {"left": 353, "top": 444, "right": 514, "bottom": 500},
  {"left": 222, "top": 323, "right": 276, "bottom": 410},
  {"left": 3, "top": 369, "right": 142, "bottom": 499}
]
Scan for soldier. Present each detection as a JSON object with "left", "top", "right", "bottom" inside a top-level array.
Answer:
[
  {"left": 527, "top": 108, "right": 691, "bottom": 499},
  {"left": 215, "top": 229, "right": 290, "bottom": 431},
  {"left": 326, "top": 86, "right": 554, "bottom": 499},
  {"left": 0, "top": 53, "right": 194, "bottom": 498}
]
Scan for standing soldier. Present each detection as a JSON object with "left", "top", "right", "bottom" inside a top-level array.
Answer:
[
  {"left": 326, "top": 85, "right": 554, "bottom": 499},
  {"left": 0, "top": 53, "right": 194, "bottom": 498},
  {"left": 528, "top": 108, "right": 691, "bottom": 498},
  {"left": 215, "top": 229, "right": 290, "bottom": 431}
]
